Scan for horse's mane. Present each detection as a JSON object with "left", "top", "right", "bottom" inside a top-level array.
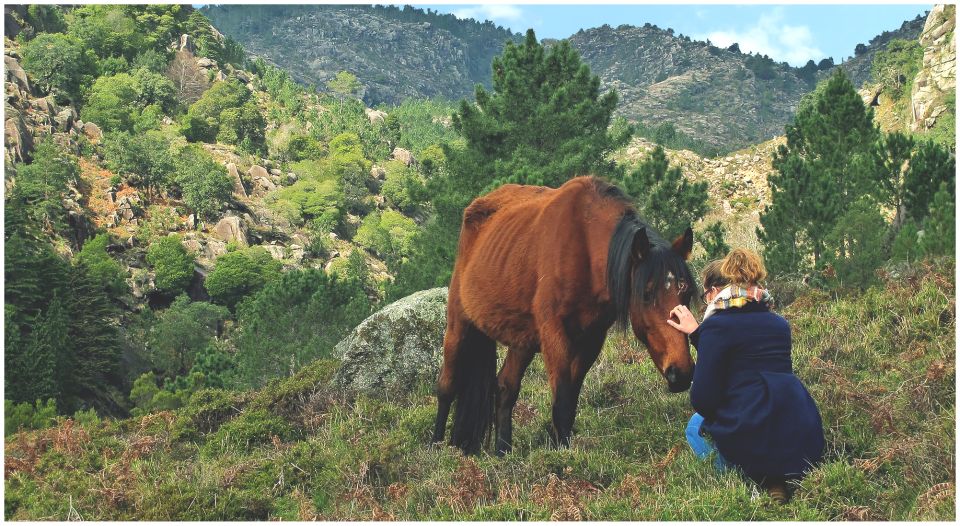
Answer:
[{"left": 602, "top": 183, "right": 697, "bottom": 331}]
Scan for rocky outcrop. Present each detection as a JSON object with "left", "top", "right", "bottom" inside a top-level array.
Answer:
[
  {"left": 390, "top": 147, "right": 414, "bottom": 167},
  {"left": 4, "top": 54, "right": 31, "bottom": 93},
  {"left": 213, "top": 215, "right": 248, "bottom": 247},
  {"left": 5, "top": 112, "right": 32, "bottom": 163},
  {"left": 178, "top": 33, "right": 196, "bottom": 54},
  {"left": 81, "top": 122, "right": 102, "bottom": 143},
  {"left": 332, "top": 287, "right": 448, "bottom": 396},
  {"left": 226, "top": 162, "right": 247, "bottom": 198},
  {"left": 365, "top": 108, "right": 387, "bottom": 124},
  {"left": 911, "top": 4, "right": 956, "bottom": 132}
]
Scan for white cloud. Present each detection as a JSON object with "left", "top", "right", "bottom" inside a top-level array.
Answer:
[
  {"left": 694, "top": 7, "right": 825, "bottom": 66},
  {"left": 452, "top": 4, "right": 525, "bottom": 24}
]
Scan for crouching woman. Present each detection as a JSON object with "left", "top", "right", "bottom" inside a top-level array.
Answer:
[{"left": 667, "top": 248, "right": 825, "bottom": 503}]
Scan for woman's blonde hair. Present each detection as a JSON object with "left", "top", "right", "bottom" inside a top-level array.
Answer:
[{"left": 719, "top": 248, "right": 767, "bottom": 285}]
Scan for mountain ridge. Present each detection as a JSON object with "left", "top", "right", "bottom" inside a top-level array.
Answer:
[{"left": 204, "top": 4, "right": 929, "bottom": 155}]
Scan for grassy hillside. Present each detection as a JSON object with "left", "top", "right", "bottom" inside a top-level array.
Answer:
[{"left": 5, "top": 259, "right": 954, "bottom": 520}]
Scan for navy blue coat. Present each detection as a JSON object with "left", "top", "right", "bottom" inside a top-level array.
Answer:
[{"left": 689, "top": 301, "right": 824, "bottom": 480}]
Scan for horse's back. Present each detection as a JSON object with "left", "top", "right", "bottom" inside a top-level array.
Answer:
[{"left": 451, "top": 177, "right": 617, "bottom": 345}]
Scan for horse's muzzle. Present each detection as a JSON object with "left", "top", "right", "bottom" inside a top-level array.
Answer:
[{"left": 665, "top": 364, "right": 693, "bottom": 393}]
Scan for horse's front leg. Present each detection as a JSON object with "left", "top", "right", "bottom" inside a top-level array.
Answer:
[
  {"left": 495, "top": 346, "right": 536, "bottom": 456},
  {"left": 542, "top": 323, "right": 606, "bottom": 448}
]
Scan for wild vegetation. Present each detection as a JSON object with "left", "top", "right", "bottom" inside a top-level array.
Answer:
[
  {"left": 3, "top": 4, "right": 955, "bottom": 521},
  {"left": 4, "top": 260, "right": 954, "bottom": 520}
]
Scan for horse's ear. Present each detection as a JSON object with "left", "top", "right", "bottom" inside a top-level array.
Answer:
[
  {"left": 632, "top": 227, "right": 651, "bottom": 261},
  {"left": 672, "top": 227, "right": 693, "bottom": 260}
]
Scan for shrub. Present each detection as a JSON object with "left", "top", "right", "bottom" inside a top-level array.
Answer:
[
  {"left": 204, "top": 246, "right": 282, "bottom": 308},
  {"left": 147, "top": 295, "right": 229, "bottom": 377},
  {"left": 201, "top": 409, "right": 294, "bottom": 457},
  {"left": 4, "top": 398, "right": 57, "bottom": 435},
  {"left": 82, "top": 71, "right": 174, "bottom": 132},
  {"left": 269, "top": 178, "right": 343, "bottom": 228},
  {"left": 103, "top": 130, "right": 175, "bottom": 197},
  {"left": 217, "top": 100, "right": 266, "bottom": 153},
  {"left": 172, "top": 145, "right": 234, "bottom": 219},
  {"left": 381, "top": 160, "right": 424, "bottom": 212},
  {"left": 75, "top": 233, "right": 127, "bottom": 294},
  {"left": 327, "top": 133, "right": 371, "bottom": 213},
  {"left": 287, "top": 135, "right": 325, "bottom": 161},
  {"left": 146, "top": 235, "right": 195, "bottom": 294},
  {"left": 136, "top": 205, "right": 182, "bottom": 243},
  {"left": 181, "top": 79, "right": 251, "bottom": 143},
  {"left": 354, "top": 210, "right": 417, "bottom": 266},
  {"left": 20, "top": 33, "right": 95, "bottom": 103}
]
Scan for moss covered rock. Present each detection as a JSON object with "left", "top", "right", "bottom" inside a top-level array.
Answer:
[{"left": 333, "top": 287, "right": 447, "bottom": 396}]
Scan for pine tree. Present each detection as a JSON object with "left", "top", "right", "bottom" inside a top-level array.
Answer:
[
  {"left": 918, "top": 181, "right": 955, "bottom": 257},
  {"left": 620, "top": 145, "right": 709, "bottom": 240},
  {"left": 904, "top": 139, "right": 955, "bottom": 222},
  {"left": 870, "top": 131, "right": 914, "bottom": 232},
  {"left": 449, "top": 29, "right": 628, "bottom": 190},
  {"left": 758, "top": 69, "right": 881, "bottom": 277},
  {"left": 61, "top": 262, "right": 122, "bottom": 411}
]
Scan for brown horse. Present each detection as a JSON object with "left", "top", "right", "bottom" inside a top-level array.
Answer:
[{"left": 432, "top": 176, "right": 697, "bottom": 455}]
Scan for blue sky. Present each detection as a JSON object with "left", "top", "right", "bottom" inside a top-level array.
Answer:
[{"left": 411, "top": 4, "right": 932, "bottom": 67}]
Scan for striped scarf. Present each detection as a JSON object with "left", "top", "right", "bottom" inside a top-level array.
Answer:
[{"left": 702, "top": 285, "right": 773, "bottom": 321}]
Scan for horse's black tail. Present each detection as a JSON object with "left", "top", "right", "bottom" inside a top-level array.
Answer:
[{"left": 449, "top": 333, "right": 497, "bottom": 455}]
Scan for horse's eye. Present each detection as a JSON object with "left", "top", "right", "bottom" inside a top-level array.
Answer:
[{"left": 678, "top": 280, "right": 688, "bottom": 293}]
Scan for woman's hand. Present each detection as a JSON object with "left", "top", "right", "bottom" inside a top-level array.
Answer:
[{"left": 667, "top": 305, "right": 699, "bottom": 334}]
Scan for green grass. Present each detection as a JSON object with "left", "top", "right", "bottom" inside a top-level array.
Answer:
[{"left": 4, "top": 260, "right": 955, "bottom": 520}]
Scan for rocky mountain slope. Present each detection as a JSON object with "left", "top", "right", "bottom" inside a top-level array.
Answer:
[
  {"left": 201, "top": 4, "right": 521, "bottom": 106},
  {"left": 568, "top": 24, "right": 810, "bottom": 154},
  {"left": 822, "top": 13, "right": 927, "bottom": 88},
  {"left": 204, "top": 5, "right": 932, "bottom": 155}
]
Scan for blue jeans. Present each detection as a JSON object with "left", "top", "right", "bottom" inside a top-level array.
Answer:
[{"left": 686, "top": 412, "right": 731, "bottom": 472}]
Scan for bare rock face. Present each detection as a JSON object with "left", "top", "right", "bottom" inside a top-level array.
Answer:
[
  {"left": 226, "top": 162, "right": 247, "bottom": 198},
  {"left": 248, "top": 164, "right": 269, "bottom": 181},
  {"left": 54, "top": 108, "right": 76, "bottom": 132},
  {"left": 81, "top": 122, "right": 102, "bottom": 143},
  {"left": 264, "top": 244, "right": 287, "bottom": 260},
  {"left": 390, "top": 147, "right": 415, "bottom": 167},
  {"left": 911, "top": 4, "right": 956, "bottom": 132},
  {"left": 213, "top": 215, "right": 248, "bottom": 247},
  {"left": 252, "top": 176, "right": 277, "bottom": 197},
  {"left": 5, "top": 113, "right": 32, "bottom": 163},
  {"left": 4, "top": 55, "right": 30, "bottom": 93},
  {"left": 332, "top": 287, "right": 449, "bottom": 396},
  {"left": 365, "top": 107, "right": 387, "bottom": 124},
  {"left": 178, "top": 33, "right": 196, "bottom": 54}
]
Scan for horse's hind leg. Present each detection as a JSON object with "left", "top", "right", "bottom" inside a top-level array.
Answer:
[
  {"left": 432, "top": 314, "right": 465, "bottom": 444},
  {"left": 495, "top": 345, "right": 536, "bottom": 456}
]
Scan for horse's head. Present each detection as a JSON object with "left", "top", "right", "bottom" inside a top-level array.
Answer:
[{"left": 608, "top": 216, "right": 696, "bottom": 393}]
